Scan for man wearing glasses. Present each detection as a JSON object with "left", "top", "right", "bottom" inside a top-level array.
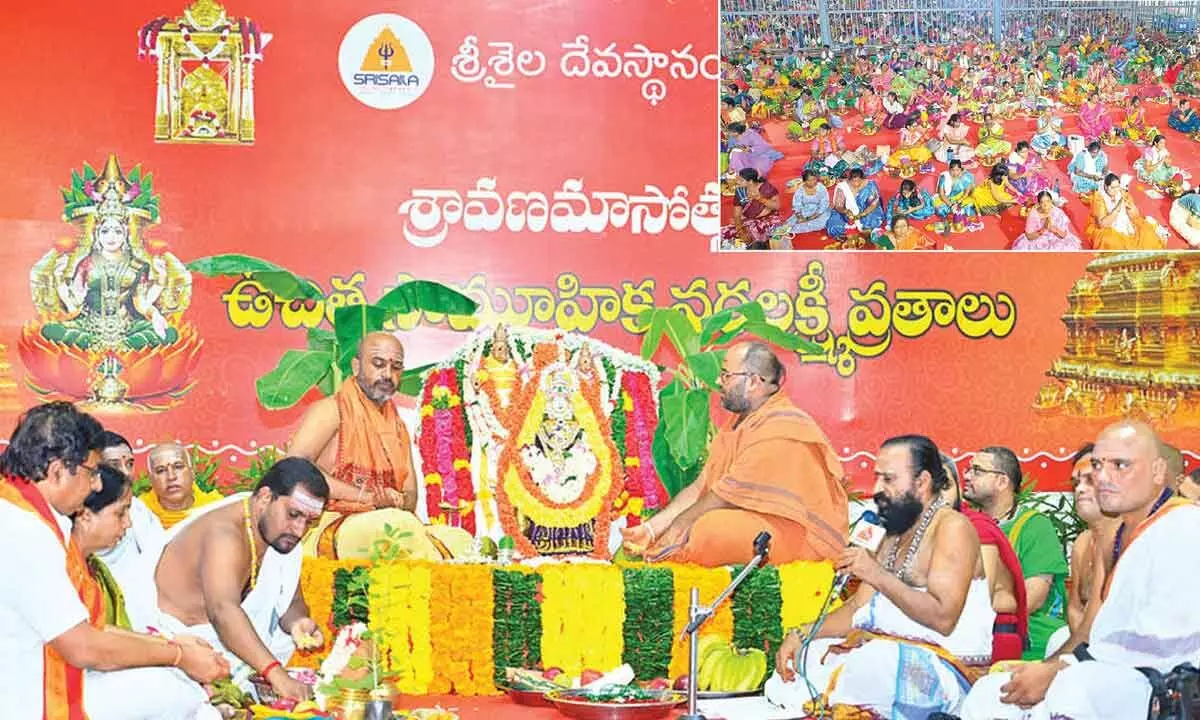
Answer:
[
  {"left": 621, "top": 341, "right": 848, "bottom": 567},
  {"left": 962, "top": 446, "right": 1068, "bottom": 661}
]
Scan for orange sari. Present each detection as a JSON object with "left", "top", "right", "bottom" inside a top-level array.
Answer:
[
  {"left": 0, "top": 476, "right": 104, "bottom": 720},
  {"left": 651, "top": 392, "right": 848, "bottom": 566},
  {"left": 330, "top": 377, "right": 412, "bottom": 514}
]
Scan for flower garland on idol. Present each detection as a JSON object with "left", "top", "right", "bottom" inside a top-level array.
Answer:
[{"left": 417, "top": 368, "right": 475, "bottom": 534}]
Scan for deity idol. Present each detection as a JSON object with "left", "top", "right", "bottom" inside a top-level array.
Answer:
[{"left": 22, "top": 155, "right": 201, "bottom": 407}]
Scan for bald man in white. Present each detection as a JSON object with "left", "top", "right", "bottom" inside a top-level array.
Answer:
[{"left": 959, "top": 421, "right": 1200, "bottom": 720}]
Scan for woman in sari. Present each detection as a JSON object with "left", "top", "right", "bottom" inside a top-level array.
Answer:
[
  {"left": 784, "top": 170, "right": 832, "bottom": 234},
  {"left": 1169, "top": 190, "right": 1200, "bottom": 248},
  {"left": 721, "top": 168, "right": 782, "bottom": 249},
  {"left": 884, "top": 178, "right": 935, "bottom": 228},
  {"left": 1068, "top": 141, "right": 1109, "bottom": 194},
  {"left": 971, "top": 166, "right": 1019, "bottom": 215},
  {"left": 826, "top": 168, "right": 884, "bottom": 238},
  {"left": 882, "top": 91, "right": 908, "bottom": 130},
  {"left": 1121, "top": 95, "right": 1154, "bottom": 146},
  {"left": 1167, "top": 98, "right": 1200, "bottom": 135},
  {"left": 974, "top": 110, "right": 1012, "bottom": 162},
  {"left": 885, "top": 215, "right": 937, "bottom": 250},
  {"left": 933, "top": 111, "right": 975, "bottom": 164},
  {"left": 856, "top": 87, "right": 884, "bottom": 132},
  {"left": 886, "top": 117, "right": 933, "bottom": 172},
  {"left": 726, "top": 122, "right": 784, "bottom": 177},
  {"left": 1086, "top": 173, "right": 1164, "bottom": 250},
  {"left": 1006, "top": 141, "right": 1052, "bottom": 202},
  {"left": 933, "top": 159, "right": 978, "bottom": 217},
  {"left": 1013, "top": 191, "right": 1083, "bottom": 250},
  {"left": 1134, "top": 134, "right": 1185, "bottom": 192},
  {"left": 803, "top": 120, "right": 848, "bottom": 180},
  {"left": 1029, "top": 109, "right": 1067, "bottom": 157},
  {"left": 1079, "top": 94, "right": 1116, "bottom": 143},
  {"left": 74, "top": 465, "right": 137, "bottom": 630}
]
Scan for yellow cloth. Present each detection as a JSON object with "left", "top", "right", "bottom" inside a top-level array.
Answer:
[
  {"left": 139, "top": 485, "right": 223, "bottom": 530},
  {"left": 302, "top": 508, "right": 475, "bottom": 561}
]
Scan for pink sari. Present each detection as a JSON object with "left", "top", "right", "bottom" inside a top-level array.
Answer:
[
  {"left": 1080, "top": 101, "right": 1114, "bottom": 141},
  {"left": 1013, "top": 205, "right": 1082, "bottom": 250}
]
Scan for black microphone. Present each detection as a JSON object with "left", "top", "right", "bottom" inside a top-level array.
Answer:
[
  {"left": 753, "top": 531, "right": 771, "bottom": 559},
  {"left": 830, "top": 510, "right": 885, "bottom": 597}
]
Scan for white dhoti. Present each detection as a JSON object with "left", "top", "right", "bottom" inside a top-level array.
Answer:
[
  {"left": 1169, "top": 201, "right": 1200, "bottom": 247},
  {"left": 85, "top": 666, "right": 220, "bottom": 720},
  {"left": 146, "top": 494, "right": 302, "bottom": 691},
  {"left": 766, "top": 578, "right": 995, "bottom": 719},
  {"left": 961, "top": 502, "right": 1200, "bottom": 720}
]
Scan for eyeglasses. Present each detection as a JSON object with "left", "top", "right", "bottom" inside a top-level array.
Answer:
[
  {"left": 75, "top": 463, "right": 100, "bottom": 480},
  {"left": 964, "top": 465, "right": 1004, "bottom": 477},
  {"left": 719, "top": 370, "right": 759, "bottom": 381}
]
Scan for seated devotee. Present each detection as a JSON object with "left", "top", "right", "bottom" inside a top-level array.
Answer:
[
  {"left": 152, "top": 457, "right": 328, "bottom": 701},
  {"left": 75, "top": 465, "right": 138, "bottom": 631},
  {"left": 962, "top": 445, "right": 1067, "bottom": 660},
  {"left": 1029, "top": 110, "right": 1066, "bottom": 158},
  {"left": 95, "top": 431, "right": 166, "bottom": 595},
  {"left": 1120, "top": 95, "right": 1153, "bottom": 146},
  {"left": 765, "top": 435, "right": 994, "bottom": 717},
  {"left": 725, "top": 122, "right": 784, "bottom": 178},
  {"left": 1005, "top": 142, "right": 1053, "bottom": 204},
  {"left": 882, "top": 91, "right": 908, "bottom": 129},
  {"left": 886, "top": 117, "right": 934, "bottom": 173},
  {"left": 1041, "top": 444, "right": 1116, "bottom": 659},
  {"left": 882, "top": 215, "right": 936, "bottom": 250},
  {"left": 1134, "top": 134, "right": 1186, "bottom": 193},
  {"left": 1169, "top": 189, "right": 1200, "bottom": 248},
  {"left": 1086, "top": 173, "right": 1165, "bottom": 250},
  {"left": 1067, "top": 141, "right": 1109, "bottom": 195},
  {"left": 0, "top": 402, "right": 228, "bottom": 720},
  {"left": 722, "top": 168, "right": 782, "bottom": 249},
  {"left": 287, "top": 332, "right": 474, "bottom": 560},
  {"left": 141, "top": 441, "right": 224, "bottom": 530},
  {"left": 960, "top": 421, "right": 1200, "bottom": 720},
  {"left": 940, "top": 454, "right": 1027, "bottom": 663},
  {"left": 973, "top": 110, "right": 1012, "bottom": 163},
  {"left": 1178, "top": 467, "right": 1200, "bottom": 500},
  {"left": 620, "top": 342, "right": 848, "bottom": 567},
  {"left": 720, "top": 96, "right": 746, "bottom": 128},
  {"left": 826, "top": 169, "right": 884, "bottom": 238},
  {"left": 933, "top": 112, "right": 976, "bottom": 164},
  {"left": 1167, "top": 97, "right": 1200, "bottom": 136},
  {"left": 803, "top": 121, "right": 848, "bottom": 181},
  {"left": 971, "top": 166, "right": 1019, "bottom": 216},
  {"left": 1013, "top": 191, "right": 1083, "bottom": 251},
  {"left": 884, "top": 178, "right": 935, "bottom": 228},
  {"left": 783, "top": 170, "right": 831, "bottom": 234},
  {"left": 1079, "top": 94, "right": 1117, "bottom": 143},
  {"left": 855, "top": 86, "right": 883, "bottom": 132},
  {"left": 933, "top": 160, "right": 977, "bottom": 218}
]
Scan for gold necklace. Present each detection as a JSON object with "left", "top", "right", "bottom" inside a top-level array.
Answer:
[{"left": 243, "top": 497, "right": 259, "bottom": 592}]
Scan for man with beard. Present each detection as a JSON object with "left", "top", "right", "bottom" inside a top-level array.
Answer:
[
  {"left": 962, "top": 446, "right": 1068, "bottom": 660},
  {"left": 765, "top": 435, "right": 994, "bottom": 718},
  {"left": 621, "top": 341, "right": 847, "bottom": 566},
  {"left": 151, "top": 457, "right": 328, "bottom": 702},
  {"left": 960, "top": 422, "right": 1200, "bottom": 719},
  {"left": 286, "top": 333, "right": 473, "bottom": 560}
]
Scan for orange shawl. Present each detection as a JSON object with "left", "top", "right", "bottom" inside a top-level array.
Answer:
[
  {"left": 702, "top": 391, "right": 848, "bottom": 559},
  {"left": 0, "top": 476, "right": 104, "bottom": 720},
  {"left": 332, "top": 377, "right": 412, "bottom": 514}
]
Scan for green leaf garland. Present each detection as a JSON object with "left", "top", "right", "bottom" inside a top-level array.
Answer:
[
  {"left": 332, "top": 566, "right": 371, "bottom": 628},
  {"left": 492, "top": 570, "right": 542, "bottom": 684},
  {"left": 730, "top": 565, "right": 783, "bottom": 676},
  {"left": 621, "top": 567, "right": 674, "bottom": 680}
]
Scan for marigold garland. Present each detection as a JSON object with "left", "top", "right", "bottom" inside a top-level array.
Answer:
[
  {"left": 428, "top": 564, "right": 500, "bottom": 695},
  {"left": 417, "top": 368, "right": 475, "bottom": 534},
  {"left": 779, "top": 561, "right": 840, "bottom": 632},
  {"left": 293, "top": 558, "right": 359, "bottom": 667},
  {"left": 621, "top": 565, "right": 674, "bottom": 680},
  {"left": 668, "top": 565, "right": 734, "bottom": 679},
  {"left": 540, "top": 564, "right": 625, "bottom": 677},
  {"left": 369, "top": 563, "right": 434, "bottom": 695}
]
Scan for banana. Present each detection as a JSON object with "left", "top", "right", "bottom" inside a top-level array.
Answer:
[
  {"left": 698, "top": 635, "right": 726, "bottom": 669},
  {"left": 698, "top": 648, "right": 721, "bottom": 690},
  {"left": 734, "top": 649, "right": 767, "bottom": 692}
]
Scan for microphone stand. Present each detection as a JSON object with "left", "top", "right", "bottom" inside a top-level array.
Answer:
[{"left": 678, "top": 531, "right": 771, "bottom": 720}]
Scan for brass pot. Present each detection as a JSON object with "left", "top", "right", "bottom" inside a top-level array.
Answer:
[{"left": 334, "top": 689, "right": 372, "bottom": 720}]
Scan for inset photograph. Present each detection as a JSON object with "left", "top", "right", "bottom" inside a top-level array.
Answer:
[{"left": 718, "top": 0, "right": 1200, "bottom": 250}]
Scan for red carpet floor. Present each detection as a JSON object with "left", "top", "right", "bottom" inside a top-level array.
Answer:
[
  {"left": 392, "top": 695, "right": 660, "bottom": 719},
  {"left": 723, "top": 103, "right": 1200, "bottom": 250}
]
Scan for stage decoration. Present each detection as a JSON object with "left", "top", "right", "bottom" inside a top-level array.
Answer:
[
  {"left": 1035, "top": 252, "right": 1200, "bottom": 426},
  {"left": 423, "top": 325, "right": 665, "bottom": 557},
  {"left": 300, "top": 558, "right": 835, "bottom": 695},
  {"left": 22, "top": 155, "right": 202, "bottom": 409},
  {"left": 0, "top": 345, "right": 22, "bottom": 414},
  {"left": 137, "top": 0, "right": 271, "bottom": 144}
]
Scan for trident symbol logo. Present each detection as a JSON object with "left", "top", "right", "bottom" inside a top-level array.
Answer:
[{"left": 378, "top": 42, "right": 395, "bottom": 70}]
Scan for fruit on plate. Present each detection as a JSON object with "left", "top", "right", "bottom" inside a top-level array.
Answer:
[
  {"left": 696, "top": 637, "right": 768, "bottom": 693},
  {"left": 580, "top": 669, "right": 604, "bottom": 686},
  {"left": 672, "top": 675, "right": 689, "bottom": 691},
  {"left": 503, "top": 667, "right": 562, "bottom": 693},
  {"left": 646, "top": 678, "right": 670, "bottom": 691}
]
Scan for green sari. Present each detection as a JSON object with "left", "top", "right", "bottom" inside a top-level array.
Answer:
[{"left": 88, "top": 556, "right": 132, "bottom": 630}]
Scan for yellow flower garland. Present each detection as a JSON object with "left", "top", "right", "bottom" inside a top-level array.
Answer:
[
  {"left": 428, "top": 565, "right": 501, "bottom": 695},
  {"left": 369, "top": 563, "right": 434, "bottom": 694},
  {"left": 667, "top": 565, "right": 734, "bottom": 679},
  {"left": 294, "top": 558, "right": 362, "bottom": 668},
  {"left": 779, "top": 561, "right": 840, "bottom": 630},
  {"left": 540, "top": 564, "right": 625, "bottom": 677}
]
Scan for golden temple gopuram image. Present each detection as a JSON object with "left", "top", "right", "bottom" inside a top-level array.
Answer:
[{"left": 1035, "top": 252, "right": 1200, "bottom": 427}]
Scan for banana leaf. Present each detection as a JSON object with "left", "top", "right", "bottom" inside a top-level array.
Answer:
[
  {"left": 738, "top": 320, "right": 824, "bottom": 354},
  {"left": 658, "top": 378, "right": 712, "bottom": 470},
  {"left": 256, "top": 349, "right": 334, "bottom": 410},
  {"left": 186, "top": 254, "right": 324, "bottom": 301},
  {"left": 333, "top": 304, "right": 389, "bottom": 378},
  {"left": 307, "top": 327, "right": 336, "bottom": 353},
  {"left": 700, "top": 301, "right": 768, "bottom": 347},
  {"left": 398, "top": 363, "right": 434, "bottom": 396},
  {"left": 638, "top": 307, "right": 700, "bottom": 362},
  {"left": 376, "top": 280, "right": 479, "bottom": 316},
  {"left": 683, "top": 350, "right": 726, "bottom": 391}
]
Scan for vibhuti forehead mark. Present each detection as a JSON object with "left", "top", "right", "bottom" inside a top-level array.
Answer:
[{"left": 290, "top": 488, "right": 325, "bottom": 515}]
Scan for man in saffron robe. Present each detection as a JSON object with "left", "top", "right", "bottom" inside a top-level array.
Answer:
[
  {"left": 961, "top": 421, "right": 1200, "bottom": 719},
  {"left": 140, "top": 441, "right": 224, "bottom": 530},
  {"left": 287, "top": 332, "right": 473, "bottom": 561},
  {"left": 0, "top": 402, "right": 227, "bottom": 720},
  {"left": 620, "top": 342, "right": 848, "bottom": 567}
]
